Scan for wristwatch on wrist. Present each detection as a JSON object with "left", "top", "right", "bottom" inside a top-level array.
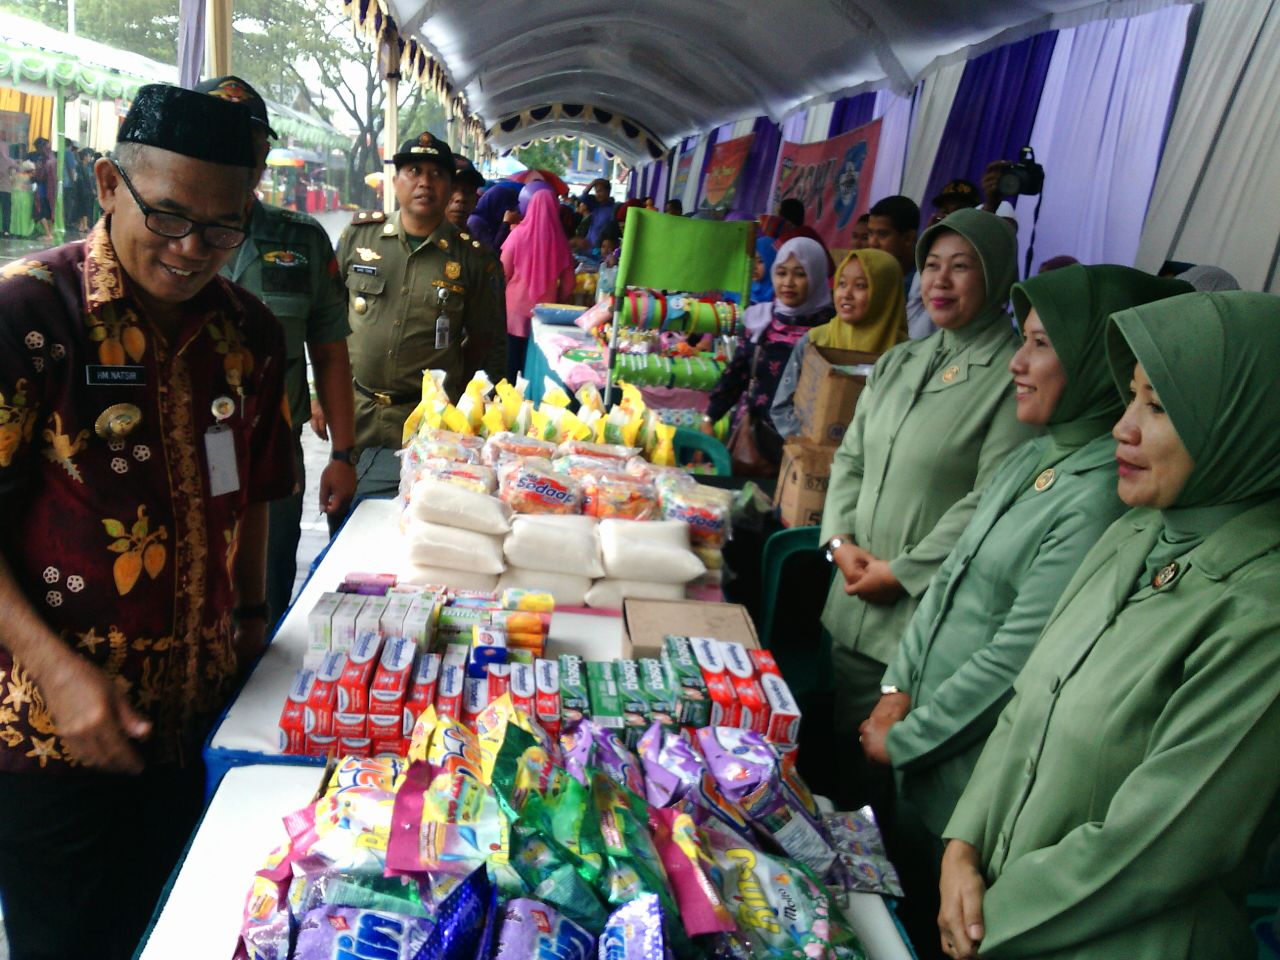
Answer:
[
  {"left": 825, "top": 536, "right": 847, "bottom": 564},
  {"left": 880, "top": 684, "right": 902, "bottom": 696},
  {"left": 330, "top": 447, "right": 355, "bottom": 464}
]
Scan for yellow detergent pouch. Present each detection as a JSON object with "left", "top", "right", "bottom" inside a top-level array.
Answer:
[
  {"left": 651, "top": 422, "right": 676, "bottom": 467},
  {"left": 638, "top": 409, "right": 660, "bottom": 456},
  {"left": 559, "top": 410, "right": 593, "bottom": 442},
  {"left": 622, "top": 411, "right": 643, "bottom": 449},
  {"left": 619, "top": 382, "right": 646, "bottom": 417},
  {"left": 542, "top": 379, "right": 572, "bottom": 409},
  {"left": 406, "top": 704, "right": 440, "bottom": 765},
  {"left": 441, "top": 404, "right": 472, "bottom": 436},
  {"left": 497, "top": 380, "right": 524, "bottom": 427},
  {"left": 481, "top": 405, "right": 506, "bottom": 439}
]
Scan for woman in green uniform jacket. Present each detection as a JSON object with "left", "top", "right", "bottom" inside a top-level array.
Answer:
[
  {"left": 938, "top": 291, "right": 1280, "bottom": 960},
  {"left": 819, "top": 208, "right": 1036, "bottom": 804}
]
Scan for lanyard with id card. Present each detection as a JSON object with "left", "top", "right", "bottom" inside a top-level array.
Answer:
[{"left": 205, "top": 395, "right": 240, "bottom": 497}]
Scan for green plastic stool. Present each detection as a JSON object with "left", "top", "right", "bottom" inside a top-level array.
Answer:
[
  {"left": 759, "top": 525, "right": 822, "bottom": 650},
  {"left": 673, "top": 426, "right": 732, "bottom": 476}
]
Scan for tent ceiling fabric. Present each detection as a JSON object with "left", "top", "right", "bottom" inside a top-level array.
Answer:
[{"left": 378, "top": 0, "right": 1184, "bottom": 160}]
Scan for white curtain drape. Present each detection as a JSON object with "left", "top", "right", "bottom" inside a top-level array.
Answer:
[
  {"left": 1136, "top": 0, "right": 1280, "bottom": 291},
  {"left": 1013, "top": 4, "right": 1192, "bottom": 273},
  {"left": 867, "top": 89, "right": 914, "bottom": 203},
  {"left": 900, "top": 61, "right": 964, "bottom": 208}
]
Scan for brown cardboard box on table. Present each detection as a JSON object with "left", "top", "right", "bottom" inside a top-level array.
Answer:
[
  {"left": 773, "top": 441, "right": 837, "bottom": 528},
  {"left": 621, "top": 598, "right": 759, "bottom": 659},
  {"left": 793, "top": 342, "right": 879, "bottom": 446}
]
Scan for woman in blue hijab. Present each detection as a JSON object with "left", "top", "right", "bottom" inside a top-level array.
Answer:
[
  {"left": 467, "top": 181, "right": 520, "bottom": 250},
  {"left": 751, "top": 236, "right": 777, "bottom": 305}
]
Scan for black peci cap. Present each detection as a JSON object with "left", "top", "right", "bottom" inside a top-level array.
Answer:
[
  {"left": 393, "top": 131, "right": 454, "bottom": 174},
  {"left": 453, "top": 155, "right": 485, "bottom": 190},
  {"left": 118, "top": 83, "right": 256, "bottom": 168}
]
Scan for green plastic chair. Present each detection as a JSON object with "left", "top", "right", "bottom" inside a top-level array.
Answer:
[
  {"left": 673, "top": 426, "right": 731, "bottom": 476},
  {"left": 759, "top": 524, "right": 830, "bottom": 702}
]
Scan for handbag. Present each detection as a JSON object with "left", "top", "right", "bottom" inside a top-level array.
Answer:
[{"left": 727, "top": 345, "right": 784, "bottom": 476}]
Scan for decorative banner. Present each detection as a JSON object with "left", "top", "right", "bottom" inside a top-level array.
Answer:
[
  {"left": 698, "top": 134, "right": 755, "bottom": 215},
  {"left": 773, "top": 119, "right": 882, "bottom": 249},
  {"left": 671, "top": 145, "right": 696, "bottom": 203}
]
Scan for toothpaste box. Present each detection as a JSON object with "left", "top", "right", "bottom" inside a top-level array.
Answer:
[
  {"left": 331, "top": 593, "right": 368, "bottom": 655},
  {"left": 376, "top": 593, "right": 414, "bottom": 644},
  {"left": 688, "top": 637, "right": 727, "bottom": 677},
  {"left": 613, "top": 659, "right": 650, "bottom": 743},
  {"left": 278, "top": 668, "right": 315, "bottom": 754},
  {"left": 534, "top": 658, "right": 562, "bottom": 737},
  {"left": 760, "top": 671, "right": 802, "bottom": 746},
  {"left": 661, "top": 636, "right": 709, "bottom": 727},
  {"left": 718, "top": 641, "right": 770, "bottom": 734},
  {"left": 367, "top": 712, "right": 402, "bottom": 749},
  {"left": 338, "top": 736, "right": 370, "bottom": 759},
  {"left": 403, "top": 653, "right": 442, "bottom": 738},
  {"left": 368, "top": 636, "right": 417, "bottom": 717},
  {"left": 509, "top": 661, "right": 536, "bottom": 716},
  {"left": 462, "top": 674, "right": 491, "bottom": 723},
  {"left": 401, "top": 594, "right": 439, "bottom": 651},
  {"left": 303, "top": 733, "right": 337, "bottom": 758},
  {"left": 305, "top": 593, "right": 343, "bottom": 666},
  {"left": 507, "top": 648, "right": 536, "bottom": 666},
  {"left": 486, "top": 661, "right": 511, "bottom": 701},
  {"left": 559, "top": 655, "right": 590, "bottom": 724},
  {"left": 332, "top": 711, "right": 367, "bottom": 740},
  {"left": 435, "top": 649, "right": 468, "bottom": 719},
  {"left": 704, "top": 672, "right": 742, "bottom": 728},
  {"left": 304, "top": 651, "right": 345, "bottom": 737},
  {"left": 336, "top": 621, "right": 385, "bottom": 715},
  {"left": 586, "top": 660, "right": 624, "bottom": 730},
  {"left": 749, "top": 649, "right": 781, "bottom": 677},
  {"left": 637, "top": 657, "right": 676, "bottom": 727},
  {"left": 471, "top": 624, "right": 508, "bottom": 667}
]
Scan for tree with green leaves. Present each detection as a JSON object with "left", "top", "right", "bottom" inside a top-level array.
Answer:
[{"left": 513, "top": 139, "right": 575, "bottom": 178}]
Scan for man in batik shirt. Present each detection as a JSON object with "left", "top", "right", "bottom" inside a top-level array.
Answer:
[{"left": 0, "top": 84, "right": 293, "bottom": 958}]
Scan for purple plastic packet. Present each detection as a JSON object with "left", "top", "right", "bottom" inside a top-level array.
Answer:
[
  {"left": 293, "top": 906, "right": 434, "bottom": 960},
  {"left": 638, "top": 722, "right": 701, "bottom": 808},
  {"left": 495, "top": 897, "right": 595, "bottom": 960},
  {"left": 412, "top": 865, "right": 492, "bottom": 960},
  {"left": 561, "top": 718, "right": 599, "bottom": 787},
  {"left": 597, "top": 894, "right": 665, "bottom": 960},
  {"left": 593, "top": 727, "right": 646, "bottom": 797}
]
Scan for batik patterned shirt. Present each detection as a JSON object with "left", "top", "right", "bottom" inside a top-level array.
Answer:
[{"left": 0, "top": 221, "right": 294, "bottom": 773}]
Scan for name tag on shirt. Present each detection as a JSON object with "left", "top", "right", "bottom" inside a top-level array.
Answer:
[
  {"left": 204, "top": 425, "right": 240, "bottom": 497},
  {"left": 86, "top": 364, "right": 146, "bottom": 386},
  {"left": 352, "top": 264, "right": 379, "bottom": 276}
]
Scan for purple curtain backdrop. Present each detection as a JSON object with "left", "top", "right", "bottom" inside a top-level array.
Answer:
[
  {"left": 828, "top": 92, "right": 877, "bottom": 137},
  {"left": 178, "top": 0, "right": 205, "bottom": 88},
  {"left": 728, "top": 116, "right": 781, "bottom": 220},
  {"left": 627, "top": 168, "right": 639, "bottom": 199},
  {"left": 922, "top": 31, "right": 1057, "bottom": 216},
  {"left": 693, "top": 127, "right": 721, "bottom": 210}
]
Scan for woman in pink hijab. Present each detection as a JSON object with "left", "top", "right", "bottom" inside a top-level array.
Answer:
[{"left": 500, "top": 188, "right": 577, "bottom": 381}]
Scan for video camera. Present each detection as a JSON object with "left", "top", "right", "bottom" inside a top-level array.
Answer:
[{"left": 996, "top": 147, "right": 1044, "bottom": 197}]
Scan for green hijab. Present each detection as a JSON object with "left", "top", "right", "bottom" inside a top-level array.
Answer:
[
  {"left": 915, "top": 208, "right": 1018, "bottom": 353},
  {"left": 1012, "top": 265, "right": 1192, "bottom": 452},
  {"left": 1107, "top": 292, "right": 1280, "bottom": 583}
]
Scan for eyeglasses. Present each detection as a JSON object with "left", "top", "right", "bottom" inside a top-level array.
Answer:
[{"left": 111, "top": 160, "right": 248, "bottom": 250}]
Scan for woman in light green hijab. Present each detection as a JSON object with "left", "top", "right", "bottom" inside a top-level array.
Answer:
[
  {"left": 819, "top": 208, "right": 1036, "bottom": 811},
  {"left": 939, "top": 291, "right": 1280, "bottom": 960},
  {"left": 852, "top": 265, "right": 1189, "bottom": 955}
]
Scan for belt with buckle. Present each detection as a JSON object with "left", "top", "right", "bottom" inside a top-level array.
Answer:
[{"left": 353, "top": 381, "right": 418, "bottom": 407}]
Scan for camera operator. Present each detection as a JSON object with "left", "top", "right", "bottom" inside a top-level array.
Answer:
[{"left": 979, "top": 160, "right": 1022, "bottom": 233}]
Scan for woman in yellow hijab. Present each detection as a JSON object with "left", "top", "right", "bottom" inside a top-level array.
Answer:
[{"left": 772, "top": 248, "right": 907, "bottom": 437}]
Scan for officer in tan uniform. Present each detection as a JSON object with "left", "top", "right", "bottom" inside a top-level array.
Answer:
[{"left": 337, "top": 131, "right": 501, "bottom": 491}]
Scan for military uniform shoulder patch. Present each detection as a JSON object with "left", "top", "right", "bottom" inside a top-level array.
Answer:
[
  {"left": 352, "top": 210, "right": 387, "bottom": 225},
  {"left": 459, "top": 232, "right": 471, "bottom": 241}
]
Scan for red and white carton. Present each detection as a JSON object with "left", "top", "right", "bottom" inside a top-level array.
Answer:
[
  {"left": 534, "top": 658, "right": 562, "bottom": 738},
  {"left": 304, "top": 651, "right": 345, "bottom": 737},
  {"left": 462, "top": 673, "right": 491, "bottom": 723},
  {"left": 401, "top": 594, "right": 439, "bottom": 651},
  {"left": 331, "top": 594, "right": 368, "bottom": 656},
  {"left": 760, "top": 671, "right": 802, "bottom": 746},
  {"left": 332, "top": 712, "right": 367, "bottom": 740},
  {"left": 369, "top": 637, "right": 416, "bottom": 717},
  {"left": 336, "top": 623, "right": 385, "bottom": 715},
  {"left": 689, "top": 637, "right": 727, "bottom": 678},
  {"left": 509, "top": 661, "right": 536, "bottom": 716},
  {"left": 403, "top": 653, "right": 442, "bottom": 738},
  {"left": 278, "top": 668, "right": 315, "bottom": 754},
  {"left": 749, "top": 649, "right": 781, "bottom": 677},
  {"left": 717, "top": 641, "right": 770, "bottom": 734},
  {"left": 304, "top": 733, "right": 337, "bottom": 758},
  {"left": 486, "top": 662, "right": 511, "bottom": 701},
  {"left": 691, "top": 637, "right": 739, "bottom": 727},
  {"left": 305, "top": 593, "right": 343, "bottom": 667},
  {"left": 367, "top": 712, "right": 402, "bottom": 750},
  {"left": 435, "top": 651, "right": 467, "bottom": 719},
  {"left": 338, "top": 737, "right": 371, "bottom": 759}
]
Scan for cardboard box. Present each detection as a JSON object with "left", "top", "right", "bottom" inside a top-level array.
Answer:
[
  {"left": 773, "top": 440, "right": 837, "bottom": 528},
  {"left": 792, "top": 342, "right": 878, "bottom": 445},
  {"left": 622, "top": 599, "right": 759, "bottom": 659}
]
